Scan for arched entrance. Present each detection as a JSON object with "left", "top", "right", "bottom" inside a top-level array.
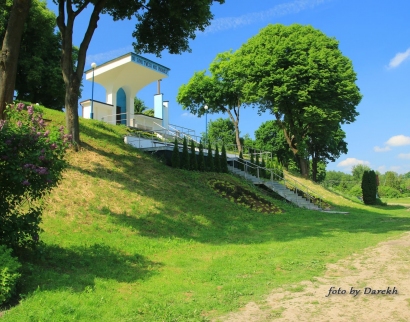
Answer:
[{"left": 116, "top": 88, "right": 126, "bottom": 125}]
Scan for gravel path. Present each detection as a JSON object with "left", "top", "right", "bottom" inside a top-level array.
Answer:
[{"left": 218, "top": 231, "right": 410, "bottom": 322}]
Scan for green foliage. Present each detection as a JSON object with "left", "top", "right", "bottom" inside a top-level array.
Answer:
[
  {"left": 134, "top": 97, "right": 149, "bottom": 114},
  {"left": 177, "top": 50, "right": 247, "bottom": 152},
  {"left": 189, "top": 140, "right": 197, "bottom": 171},
  {"left": 214, "top": 145, "right": 221, "bottom": 173},
  {"left": 378, "top": 186, "right": 401, "bottom": 198},
  {"left": 0, "top": 103, "right": 69, "bottom": 248},
  {"left": 180, "top": 137, "right": 190, "bottom": 170},
  {"left": 237, "top": 24, "right": 362, "bottom": 176},
  {"left": 201, "top": 118, "right": 235, "bottom": 146},
  {"left": 255, "top": 120, "right": 292, "bottom": 168},
  {"left": 349, "top": 185, "right": 362, "bottom": 197},
  {"left": 0, "top": 245, "right": 21, "bottom": 305},
  {"left": 171, "top": 138, "right": 180, "bottom": 169},
  {"left": 352, "top": 164, "right": 371, "bottom": 182},
  {"left": 383, "top": 171, "right": 400, "bottom": 190},
  {"left": 0, "top": 0, "right": 75, "bottom": 110},
  {"left": 206, "top": 142, "right": 214, "bottom": 172},
  {"left": 361, "top": 170, "right": 377, "bottom": 205},
  {"left": 197, "top": 142, "right": 205, "bottom": 172},
  {"left": 220, "top": 143, "right": 228, "bottom": 173}
]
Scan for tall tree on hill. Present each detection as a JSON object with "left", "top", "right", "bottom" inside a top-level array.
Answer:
[
  {"left": 0, "top": 0, "right": 31, "bottom": 119},
  {"left": 214, "top": 144, "right": 221, "bottom": 173},
  {"left": 0, "top": 0, "right": 78, "bottom": 110},
  {"left": 53, "top": 0, "right": 225, "bottom": 148},
  {"left": 237, "top": 24, "right": 362, "bottom": 177},
  {"left": 189, "top": 140, "right": 197, "bottom": 171},
  {"left": 201, "top": 117, "right": 235, "bottom": 146},
  {"left": 177, "top": 50, "right": 249, "bottom": 154},
  {"left": 181, "top": 137, "right": 190, "bottom": 170},
  {"left": 220, "top": 143, "right": 228, "bottom": 173},
  {"left": 171, "top": 137, "right": 180, "bottom": 169},
  {"left": 197, "top": 142, "right": 205, "bottom": 172},
  {"left": 206, "top": 142, "right": 214, "bottom": 172}
]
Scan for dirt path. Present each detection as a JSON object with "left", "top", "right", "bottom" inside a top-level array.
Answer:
[{"left": 218, "top": 231, "right": 410, "bottom": 322}]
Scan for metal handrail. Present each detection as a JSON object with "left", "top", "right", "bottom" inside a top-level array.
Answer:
[{"left": 228, "top": 158, "right": 323, "bottom": 209}]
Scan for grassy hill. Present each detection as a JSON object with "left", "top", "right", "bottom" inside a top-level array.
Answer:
[{"left": 2, "top": 106, "right": 410, "bottom": 321}]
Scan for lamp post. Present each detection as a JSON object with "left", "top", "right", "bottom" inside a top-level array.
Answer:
[
  {"left": 90, "top": 62, "right": 97, "bottom": 119},
  {"left": 204, "top": 105, "right": 208, "bottom": 146}
]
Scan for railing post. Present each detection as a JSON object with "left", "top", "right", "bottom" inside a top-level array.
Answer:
[{"left": 257, "top": 167, "right": 259, "bottom": 179}]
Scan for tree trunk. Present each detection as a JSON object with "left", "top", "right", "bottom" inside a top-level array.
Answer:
[
  {"left": 233, "top": 120, "right": 242, "bottom": 154},
  {"left": 0, "top": 0, "right": 31, "bottom": 119},
  {"left": 298, "top": 156, "right": 309, "bottom": 178},
  {"left": 65, "top": 78, "right": 81, "bottom": 150},
  {"left": 311, "top": 157, "right": 318, "bottom": 182}
]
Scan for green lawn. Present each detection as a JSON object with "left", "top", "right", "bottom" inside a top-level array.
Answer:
[{"left": 2, "top": 106, "right": 410, "bottom": 321}]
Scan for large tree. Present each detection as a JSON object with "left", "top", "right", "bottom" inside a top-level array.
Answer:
[
  {"left": 0, "top": 0, "right": 31, "bottom": 119},
  {"left": 1, "top": 0, "right": 71, "bottom": 110},
  {"left": 54, "top": 0, "right": 224, "bottom": 148},
  {"left": 237, "top": 24, "right": 362, "bottom": 177},
  {"left": 177, "top": 50, "right": 247, "bottom": 153}
]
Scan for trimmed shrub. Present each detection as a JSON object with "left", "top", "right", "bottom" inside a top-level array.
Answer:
[
  {"left": 189, "top": 140, "right": 197, "bottom": 171},
  {"left": 180, "top": 137, "right": 190, "bottom": 170},
  {"left": 260, "top": 158, "right": 267, "bottom": 178},
  {"left": 197, "top": 142, "right": 205, "bottom": 172},
  {"left": 361, "top": 170, "right": 377, "bottom": 205},
  {"left": 238, "top": 151, "right": 244, "bottom": 171},
  {"left": 250, "top": 153, "right": 255, "bottom": 175},
  {"left": 171, "top": 137, "right": 180, "bottom": 168},
  {"left": 214, "top": 145, "right": 221, "bottom": 173},
  {"left": 0, "top": 245, "right": 21, "bottom": 305},
  {"left": 206, "top": 142, "right": 214, "bottom": 172},
  {"left": 221, "top": 143, "right": 228, "bottom": 173}
]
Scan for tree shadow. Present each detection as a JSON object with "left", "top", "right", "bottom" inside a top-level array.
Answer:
[
  {"left": 18, "top": 243, "right": 162, "bottom": 294},
  {"left": 64, "top": 141, "right": 410, "bottom": 245}
]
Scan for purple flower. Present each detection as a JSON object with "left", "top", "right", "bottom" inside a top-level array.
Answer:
[
  {"left": 38, "top": 119, "right": 45, "bottom": 127},
  {"left": 17, "top": 121, "right": 22, "bottom": 128},
  {"left": 39, "top": 155, "right": 46, "bottom": 161},
  {"left": 22, "top": 179, "right": 30, "bottom": 186},
  {"left": 17, "top": 103, "right": 25, "bottom": 111},
  {"left": 27, "top": 105, "right": 34, "bottom": 115},
  {"left": 50, "top": 143, "right": 57, "bottom": 150},
  {"left": 44, "top": 130, "right": 50, "bottom": 137},
  {"left": 37, "top": 167, "right": 48, "bottom": 175},
  {"left": 59, "top": 126, "right": 64, "bottom": 132}
]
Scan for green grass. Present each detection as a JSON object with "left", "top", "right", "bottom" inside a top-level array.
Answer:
[
  {"left": 381, "top": 197, "right": 410, "bottom": 205},
  {"left": 2, "top": 106, "right": 410, "bottom": 321}
]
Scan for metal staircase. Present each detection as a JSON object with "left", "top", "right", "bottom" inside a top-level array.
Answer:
[{"left": 227, "top": 159, "right": 323, "bottom": 211}]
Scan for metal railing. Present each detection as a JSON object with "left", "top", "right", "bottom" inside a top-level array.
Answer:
[{"left": 228, "top": 158, "right": 324, "bottom": 209}]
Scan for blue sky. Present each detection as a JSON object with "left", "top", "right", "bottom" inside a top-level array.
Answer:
[{"left": 47, "top": 0, "right": 410, "bottom": 174}]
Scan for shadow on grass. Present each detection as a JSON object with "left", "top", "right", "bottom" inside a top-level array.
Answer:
[
  {"left": 18, "top": 243, "right": 162, "bottom": 294},
  {"left": 67, "top": 141, "right": 410, "bottom": 245}
]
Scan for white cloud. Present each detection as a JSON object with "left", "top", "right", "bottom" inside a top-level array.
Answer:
[
  {"left": 377, "top": 165, "right": 386, "bottom": 173},
  {"left": 386, "top": 135, "right": 410, "bottom": 147},
  {"left": 388, "top": 48, "right": 410, "bottom": 69},
  {"left": 398, "top": 153, "right": 410, "bottom": 159},
  {"left": 205, "top": 0, "right": 329, "bottom": 34},
  {"left": 374, "top": 146, "right": 391, "bottom": 152},
  {"left": 390, "top": 166, "right": 402, "bottom": 172},
  {"left": 86, "top": 46, "right": 133, "bottom": 67},
  {"left": 337, "top": 158, "right": 370, "bottom": 168}
]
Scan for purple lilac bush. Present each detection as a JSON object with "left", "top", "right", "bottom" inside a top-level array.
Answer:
[{"left": 0, "top": 103, "right": 70, "bottom": 248}]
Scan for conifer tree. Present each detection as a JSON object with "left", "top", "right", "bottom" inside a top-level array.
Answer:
[
  {"left": 361, "top": 170, "right": 377, "bottom": 205},
  {"left": 206, "top": 143, "right": 215, "bottom": 172},
  {"left": 171, "top": 137, "right": 180, "bottom": 168},
  {"left": 198, "top": 142, "right": 205, "bottom": 171},
  {"left": 181, "top": 137, "right": 190, "bottom": 170},
  {"left": 221, "top": 143, "right": 228, "bottom": 173},
  {"left": 189, "top": 140, "right": 198, "bottom": 170},
  {"left": 238, "top": 151, "right": 244, "bottom": 171},
  {"left": 207, "top": 142, "right": 214, "bottom": 172},
  {"left": 261, "top": 157, "right": 267, "bottom": 178},
  {"left": 214, "top": 145, "right": 221, "bottom": 173},
  {"left": 250, "top": 152, "right": 255, "bottom": 175}
]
